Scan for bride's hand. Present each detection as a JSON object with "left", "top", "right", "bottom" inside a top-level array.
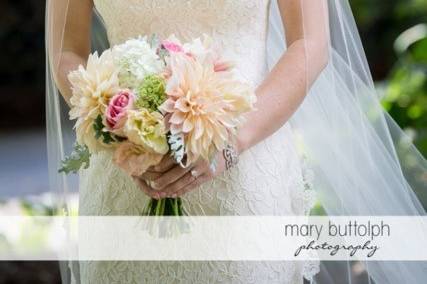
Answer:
[
  {"left": 132, "top": 155, "right": 177, "bottom": 199},
  {"left": 135, "top": 152, "right": 227, "bottom": 199}
]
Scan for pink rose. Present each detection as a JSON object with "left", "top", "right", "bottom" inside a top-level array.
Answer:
[
  {"left": 161, "top": 40, "right": 184, "bottom": 53},
  {"left": 106, "top": 90, "right": 135, "bottom": 131}
]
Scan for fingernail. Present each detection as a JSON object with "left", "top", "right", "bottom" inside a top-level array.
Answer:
[
  {"left": 159, "top": 192, "right": 167, "bottom": 198},
  {"left": 171, "top": 193, "right": 177, "bottom": 198},
  {"left": 151, "top": 182, "right": 160, "bottom": 190}
]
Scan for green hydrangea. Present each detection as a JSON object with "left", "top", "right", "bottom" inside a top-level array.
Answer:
[{"left": 136, "top": 75, "right": 166, "bottom": 112}]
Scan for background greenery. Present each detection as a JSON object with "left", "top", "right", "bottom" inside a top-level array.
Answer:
[{"left": 351, "top": 0, "right": 427, "bottom": 154}]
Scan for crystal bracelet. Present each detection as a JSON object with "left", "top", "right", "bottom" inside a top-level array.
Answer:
[{"left": 223, "top": 144, "right": 239, "bottom": 170}]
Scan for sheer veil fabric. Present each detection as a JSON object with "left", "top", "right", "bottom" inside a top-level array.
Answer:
[{"left": 46, "top": 1, "right": 427, "bottom": 283}]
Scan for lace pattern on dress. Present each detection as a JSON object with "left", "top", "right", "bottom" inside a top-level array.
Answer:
[{"left": 76, "top": 0, "right": 320, "bottom": 283}]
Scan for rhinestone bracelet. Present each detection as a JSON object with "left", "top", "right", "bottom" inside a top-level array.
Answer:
[{"left": 223, "top": 144, "right": 239, "bottom": 170}]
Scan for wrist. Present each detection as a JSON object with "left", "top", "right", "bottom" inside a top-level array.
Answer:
[{"left": 235, "top": 132, "right": 251, "bottom": 155}]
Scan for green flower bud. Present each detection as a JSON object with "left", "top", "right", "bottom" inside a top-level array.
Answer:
[{"left": 136, "top": 75, "right": 166, "bottom": 112}]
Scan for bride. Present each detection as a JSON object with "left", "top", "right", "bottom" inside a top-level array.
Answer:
[{"left": 46, "top": 0, "right": 426, "bottom": 283}]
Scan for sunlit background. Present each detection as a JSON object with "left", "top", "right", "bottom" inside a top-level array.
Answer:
[{"left": 0, "top": 1, "right": 426, "bottom": 283}]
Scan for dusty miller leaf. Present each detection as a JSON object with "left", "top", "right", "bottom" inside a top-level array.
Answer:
[
  {"left": 58, "top": 144, "right": 91, "bottom": 174},
  {"left": 168, "top": 132, "right": 185, "bottom": 165}
]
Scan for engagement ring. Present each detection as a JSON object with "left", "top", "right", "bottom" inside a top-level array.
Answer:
[{"left": 191, "top": 169, "right": 199, "bottom": 178}]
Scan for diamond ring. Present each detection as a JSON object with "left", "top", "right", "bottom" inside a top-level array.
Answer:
[{"left": 190, "top": 169, "right": 199, "bottom": 178}]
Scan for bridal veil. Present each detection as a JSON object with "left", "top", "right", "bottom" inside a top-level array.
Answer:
[{"left": 46, "top": 1, "right": 427, "bottom": 283}]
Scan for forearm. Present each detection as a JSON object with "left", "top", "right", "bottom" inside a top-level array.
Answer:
[
  {"left": 237, "top": 39, "right": 327, "bottom": 153},
  {"left": 48, "top": 1, "right": 92, "bottom": 105},
  {"left": 52, "top": 51, "right": 86, "bottom": 105}
]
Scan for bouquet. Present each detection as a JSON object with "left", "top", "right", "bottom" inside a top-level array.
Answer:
[{"left": 59, "top": 34, "right": 256, "bottom": 216}]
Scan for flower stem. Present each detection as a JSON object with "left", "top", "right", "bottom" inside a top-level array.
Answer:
[
  {"left": 155, "top": 199, "right": 162, "bottom": 216},
  {"left": 173, "top": 198, "right": 179, "bottom": 216}
]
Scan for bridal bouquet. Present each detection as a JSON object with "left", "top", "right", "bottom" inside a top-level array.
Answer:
[{"left": 59, "top": 34, "right": 256, "bottom": 216}]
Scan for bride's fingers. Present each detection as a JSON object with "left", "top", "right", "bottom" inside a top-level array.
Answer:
[
  {"left": 140, "top": 170, "right": 162, "bottom": 181},
  {"left": 161, "top": 171, "right": 198, "bottom": 197},
  {"left": 173, "top": 174, "right": 207, "bottom": 198},
  {"left": 132, "top": 177, "right": 161, "bottom": 199},
  {"left": 165, "top": 165, "right": 207, "bottom": 197},
  {"left": 149, "top": 155, "right": 176, "bottom": 173},
  {"left": 151, "top": 164, "right": 193, "bottom": 190},
  {"left": 171, "top": 161, "right": 213, "bottom": 197}
]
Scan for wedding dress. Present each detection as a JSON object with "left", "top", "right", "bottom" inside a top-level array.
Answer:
[{"left": 77, "top": 0, "right": 317, "bottom": 283}]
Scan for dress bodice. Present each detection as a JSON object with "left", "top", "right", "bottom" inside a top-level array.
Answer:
[{"left": 94, "top": 0, "right": 271, "bottom": 84}]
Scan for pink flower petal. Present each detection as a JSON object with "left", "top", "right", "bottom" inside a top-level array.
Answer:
[
  {"left": 169, "top": 111, "right": 186, "bottom": 124},
  {"left": 161, "top": 40, "right": 184, "bottom": 53},
  {"left": 159, "top": 99, "right": 176, "bottom": 113},
  {"left": 170, "top": 123, "right": 182, "bottom": 135},
  {"left": 182, "top": 118, "right": 194, "bottom": 133}
]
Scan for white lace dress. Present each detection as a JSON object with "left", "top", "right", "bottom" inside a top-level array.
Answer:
[{"left": 78, "top": 0, "right": 317, "bottom": 283}]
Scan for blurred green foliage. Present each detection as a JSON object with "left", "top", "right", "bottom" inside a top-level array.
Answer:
[
  {"left": 351, "top": 0, "right": 427, "bottom": 155},
  {"left": 382, "top": 37, "right": 427, "bottom": 154},
  {"left": 350, "top": 0, "right": 427, "bottom": 78}
]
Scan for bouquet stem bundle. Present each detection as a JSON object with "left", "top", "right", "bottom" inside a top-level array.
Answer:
[{"left": 142, "top": 197, "right": 186, "bottom": 216}]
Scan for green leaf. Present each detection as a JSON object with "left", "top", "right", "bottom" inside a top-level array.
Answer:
[
  {"left": 148, "top": 33, "right": 160, "bottom": 49},
  {"left": 93, "top": 115, "right": 115, "bottom": 144},
  {"left": 158, "top": 48, "right": 169, "bottom": 64},
  {"left": 58, "top": 144, "right": 91, "bottom": 174}
]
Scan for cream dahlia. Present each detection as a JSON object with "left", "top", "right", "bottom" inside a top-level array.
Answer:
[
  {"left": 68, "top": 50, "right": 120, "bottom": 151},
  {"left": 160, "top": 53, "right": 256, "bottom": 165}
]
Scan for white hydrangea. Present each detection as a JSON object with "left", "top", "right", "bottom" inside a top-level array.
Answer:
[{"left": 113, "top": 37, "right": 164, "bottom": 88}]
